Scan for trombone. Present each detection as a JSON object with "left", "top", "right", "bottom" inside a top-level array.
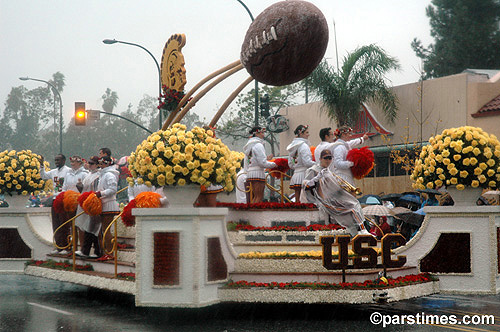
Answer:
[{"left": 328, "top": 169, "right": 362, "bottom": 196}]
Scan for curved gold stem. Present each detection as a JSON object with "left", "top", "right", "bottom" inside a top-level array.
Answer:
[
  {"left": 171, "top": 64, "right": 244, "bottom": 125},
  {"left": 53, "top": 211, "right": 85, "bottom": 250},
  {"left": 209, "top": 76, "right": 253, "bottom": 127},
  {"left": 235, "top": 172, "right": 249, "bottom": 193},
  {"left": 265, "top": 171, "right": 292, "bottom": 204},
  {"left": 102, "top": 211, "right": 124, "bottom": 278},
  {"left": 162, "top": 60, "right": 242, "bottom": 130}
]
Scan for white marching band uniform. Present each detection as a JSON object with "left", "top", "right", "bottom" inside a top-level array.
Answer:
[
  {"left": 235, "top": 169, "right": 247, "bottom": 203},
  {"left": 331, "top": 137, "right": 365, "bottom": 186},
  {"left": 287, "top": 137, "right": 315, "bottom": 189},
  {"left": 75, "top": 169, "right": 100, "bottom": 236},
  {"left": 243, "top": 137, "right": 276, "bottom": 181},
  {"left": 61, "top": 166, "right": 88, "bottom": 192},
  {"left": 302, "top": 164, "right": 366, "bottom": 236},
  {"left": 97, "top": 166, "right": 120, "bottom": 213}
]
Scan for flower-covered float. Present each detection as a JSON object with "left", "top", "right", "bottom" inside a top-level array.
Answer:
[
  {"left": 0, "top": 149, "right": 52, "bottom": 207},
  {"left": 411, "top": 126, "right": 500, "bottom": 204},
  {"left": 127, "top": 124, "right": 244, "bottom": 206}
]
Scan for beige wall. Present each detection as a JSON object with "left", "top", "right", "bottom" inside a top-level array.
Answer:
[{"left": 278, "top": 72, "right": 500, "bottom": 195}]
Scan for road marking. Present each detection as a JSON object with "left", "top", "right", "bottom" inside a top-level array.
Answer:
[
  {"left": 27, "top": 302, "right": 73, "bottom": 316},
  {"left": 431, "top": 324, "right": 495, "bottom": 332},
  {"left": 442, "top": 308, "right": 500, "bottom": 322}
]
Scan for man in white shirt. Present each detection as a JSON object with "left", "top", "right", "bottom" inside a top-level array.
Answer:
[
  {"left": 39, "top": 154, "right": 71, "bottom": 254},
  {"left": 314, "top": 127, "right": 335, "bottom": 163}
]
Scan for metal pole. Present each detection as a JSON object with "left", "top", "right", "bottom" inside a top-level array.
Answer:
[
  {"left": 235, "top": 0, "right": 259, "bottom": 127},
  {"left": 103, "top": 39, "right": 162, "bottom": 130}
]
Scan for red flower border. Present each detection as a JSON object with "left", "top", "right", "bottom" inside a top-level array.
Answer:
[
  {"left": 217, "top": 202, "right": 317, "bottom": 210},
  {"left": 224, "top": 273, "right": 436, "bottom": 290},
  {"left": 234, "top": 223, "right": 344, "bottom": 232}
]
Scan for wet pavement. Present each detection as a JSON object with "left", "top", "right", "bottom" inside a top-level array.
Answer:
[{"left": 1, "top": 274, "right": 499, "bottom": 331}]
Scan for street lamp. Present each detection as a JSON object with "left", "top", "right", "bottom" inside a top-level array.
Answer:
[
  {"left": 19, "top": 76, "right": 63, "bottom": 154},
  {"left": 103, "top": 38, "right": 163, "bottom": 130},
  {"left": 235, "top": 0, "right": 260, "bottom": 127}
]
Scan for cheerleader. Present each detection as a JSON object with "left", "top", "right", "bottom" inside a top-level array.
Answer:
[
  {"left": 243, "top": 126, "right": 276, "bottom": 203},
  {"left": 331, "top": 127, "right": 368, "bottom": 186},
  {"left": 287, "top": 125, "right": 315, "bottom": 203}
]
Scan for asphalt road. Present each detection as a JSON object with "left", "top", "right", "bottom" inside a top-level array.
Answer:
[{"left": 1, "top": 274, "right": 499, "bottom": 332}]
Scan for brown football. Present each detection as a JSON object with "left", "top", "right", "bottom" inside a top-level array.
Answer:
[{"left": 240, "top": 0, "right": 329, "bottom": 86}]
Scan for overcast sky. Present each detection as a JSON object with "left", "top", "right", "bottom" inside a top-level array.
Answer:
[{"left": 0, "top": 0, "right": 432, "bottom": 129}]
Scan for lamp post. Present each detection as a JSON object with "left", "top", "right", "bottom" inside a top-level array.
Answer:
[
  {"left": 103, "top": 39, "right": 163, "bottom": 130},
  {"left": 19, "top": 76, "right": 63, "bottom": 154},
  {"left": 235, "top": 0, "right": 260, "bottom": 127}
]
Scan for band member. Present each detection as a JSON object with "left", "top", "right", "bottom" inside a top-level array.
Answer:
[
  {"left": 39, "top": 154, "right": 71, "bottom": 254},
  {"left": 235, "top": 169, "right": 247, "bottom": 204},
  {"left": 287, "top": 125, "right": 315, "bottom": 203},
  {"left": 95, "top": 156, "right": 120, "bottom": 260},
  {"left": 243, "top": 126, "right": 277, "bottom": 203},
  {"left": 314, "top": 127, "right": 335, "bottom": 162},
  {"left": 331, "top": 126, "right": 369, "bottom": 186},
  {"left": 75, "top": 156, "right": 102, "bottom": 258},
  {"left": 302, "top": 149, "right": 369, "bottom": 236}
]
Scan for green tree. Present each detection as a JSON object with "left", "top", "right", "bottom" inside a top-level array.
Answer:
[
  {"left": 412, "top": 0, "right": 500, "bottom": 79},
  {"left": 305, "top": 44, "right": 400, "bottom": 127},
  {"left": 102, "top": 88, "right": 119, "bottom": 113}
]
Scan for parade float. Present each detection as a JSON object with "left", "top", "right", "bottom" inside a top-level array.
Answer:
[{"left": 6, "top": 0, "right": 500, "bottom": 309}]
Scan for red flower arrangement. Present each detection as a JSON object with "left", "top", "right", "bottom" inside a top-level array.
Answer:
[
  {"left": 157, "top": 85, "right": 191, "bottom": 113},
  {"left": 121, "top": 199, "right": 136, "bottom": 227},
  {"left": 347, "top": 146, "right": 374, "bottom": 179},
  {"left": 310, "top": 146, "right": 316, "bottom": 161},
  {"left": 216, "top": 202, "right": 316, "bottom": 210},
  {"left": 53, "top": 192, "right": 65, "bottom": 214},
  {"left": 224, "top": 273, "right": 436, "bottom": 290},
  {"left": 117, "top": 272, "right": 135, "bottom": 281},
  {"left": 267, "top": 158, "right": 290, "bottom": 179},
  {"left": 235, "top": 223, "right": 343, "bottom": 232}
]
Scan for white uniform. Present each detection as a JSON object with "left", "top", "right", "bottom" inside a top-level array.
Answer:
[
  {"left": 287, "top": 138, "right": 315, "bottom": 188},
  {"left": 61, "top": 166, "right": 88, "bottom": 192},
  {"left": 331, "top": 137, "right": 365, "bottom": 186},
  {"left": 243, "top": 137, "right": 276, "bottom": 181},
  {"left": 235, "top": 169, "right": 247, "bottom": 203},
  {"left": 97, "top": 166, "right": 120, "bottom": 212},
  {"left": 40, "top": 165, "right": 70, "bottom": 193},
  {"left": 75, "top": 170, "right": 100, "bottom": 236}
]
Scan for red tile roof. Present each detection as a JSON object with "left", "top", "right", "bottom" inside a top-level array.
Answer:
[{"left": 472, "top": 94, "right": 500, "bottom": 118}]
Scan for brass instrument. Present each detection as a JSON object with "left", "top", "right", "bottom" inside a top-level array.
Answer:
[{"left": 328, "top": 169, "right": 362, "bottom": 196}]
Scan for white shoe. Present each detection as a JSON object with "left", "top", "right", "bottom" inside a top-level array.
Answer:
[
  {"left": 358, "top": 229, "right": 371, "bottom": 236},
  {"left": 88, "top": 254, "right": 98, "bottom": 259},
  {"left": 59, "top": 250, "right": 70, "bottom": 255},
  {"left": 75, "top": 250, "right": 86, "bottom": 257},
  {"left": 49, "top": 249, "right": 59, "bottom": 255}
]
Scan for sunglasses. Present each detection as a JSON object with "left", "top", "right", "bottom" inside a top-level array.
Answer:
[{"left": 322, "top": 156, "right": 332, "bottom": 160}]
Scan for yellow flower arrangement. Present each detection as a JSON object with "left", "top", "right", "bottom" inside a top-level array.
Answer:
[
  {"left": 0, "top": 150, "right": 49, "bottom": 195},
  {"left": 411, "top": 126, "right": 500, "bottom": 190},
  {"left": 128, "top": 124, "right": 244, "bottom": 191}
]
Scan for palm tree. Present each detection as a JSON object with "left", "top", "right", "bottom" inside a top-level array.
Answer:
[
  {"left": 306, "top": 44, "right": 400, "bottom": 127},
  {"left": 102, "top": 88, "right": 119, "bottom": 113}
]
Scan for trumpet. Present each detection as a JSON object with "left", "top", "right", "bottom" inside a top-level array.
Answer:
[{"left": 329, "top": 170, "right": 362, "bottom": 196}]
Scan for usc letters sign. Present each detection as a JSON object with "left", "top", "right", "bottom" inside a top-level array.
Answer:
[{"left": 320, "top": 234, "right": 407, "bottom": 270}]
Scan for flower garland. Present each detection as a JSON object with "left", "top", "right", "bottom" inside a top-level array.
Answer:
[
  {"left": 25, "top": 259, "right": 93, "bottom": 271},
  {"left": 238, "top": 247, "right": 383, "bottom": 259},
  {"left": 224, "top": 273, "right": 436, "bottom": 290},
  {"left": 128, "top": 124, "right": 244, "bottom": 191},
  {"left": 117, "top": 272, "right": 135, "bottom": 281},
  {"left": 411, "top": 126, "right": 500, "bottom": 190},
  {"left": 78, "top": 191, "right": 102, "bottom": 216},
  {"left": 234, "top": 223, "right": 343, "bottom": 232},
  {"left": 0, "top": 149, "right": 51, "bottom": 195},
  {"left": 216, "top": 202, "right": 317, "bottom": 210}
]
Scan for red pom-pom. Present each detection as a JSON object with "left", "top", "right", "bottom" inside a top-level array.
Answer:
[
  {"left": 121, "top": 199, "right": 136, "bottom": 227},
  {"left": 268, "top": 158, "right": 290, "bottom": 179},
  {"left": 347, "top": 147, "right": 374, "bottom": 179},
  {"left": 310, "top": 146, "right": 316, "bottom": 161},
  {"left": 78, "top": 191, "right": 93, "bottom": 208},
  {"left": 53, "top": 192, "right": 65, "bottom": 214}
]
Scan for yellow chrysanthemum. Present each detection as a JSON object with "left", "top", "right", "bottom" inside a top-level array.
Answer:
[
  {"left": 471, "top": 180, "right": 479, "bottom": 188},
  {"left": 456, "top": 184, "right": 465, "bottom": 190}
]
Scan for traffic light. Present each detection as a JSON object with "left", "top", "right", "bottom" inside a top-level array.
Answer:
[{"left": 75, "top": 102, "right": 86, "bottom": 126}]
